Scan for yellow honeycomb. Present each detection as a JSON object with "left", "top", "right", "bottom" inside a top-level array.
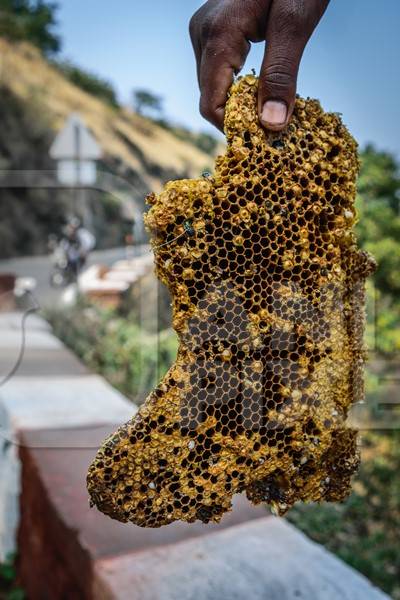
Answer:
[{"left": 87, "top": 75, "right": 376, "bottom": 527}]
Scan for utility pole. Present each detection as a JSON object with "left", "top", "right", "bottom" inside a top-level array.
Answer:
[{"left": 50, "top": 113, "right": 102, "bottom": 231}]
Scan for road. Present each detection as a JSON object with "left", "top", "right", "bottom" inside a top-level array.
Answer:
[{"left": 0, "top": 246, "right": 149, "bottom": 308}]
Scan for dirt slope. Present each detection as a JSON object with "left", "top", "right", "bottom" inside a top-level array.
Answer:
[
  {"left": 0, "top": 39, "right": 212, "bottom": 191},
  {"left": 0, "top": 39, "right": 215, "bottom": 257}
]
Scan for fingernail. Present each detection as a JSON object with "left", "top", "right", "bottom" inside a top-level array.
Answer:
[{"left": 261, "top": 100, "right": 287, "bottom": 127}]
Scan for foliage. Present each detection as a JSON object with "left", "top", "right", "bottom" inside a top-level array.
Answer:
[
  {"left": 0, "top": 87, "right": 129, "bottom": 258},
  {"left": 48, "top": 301, "right": 178, "bottom": 405},
  {"left": 0, "top": 85, "right": 67, "bottom": 258},
  {"left": 0, "top": 554, "right": 25, "bottom": 600},
  {"left": 286, "top": 145, "right": 400, "bottom": 599},
  {"left": 287, "top": 431, "right": 400, "bottom": 599},
  {"left": 0, "top": 0, "right": 60, "bottom": 55},
  {"left": 132, "top": 87, "right": 219, "bottom": 156},
  {"left": 133, "top": 89, "right": 163, "bottom": 118},
  {"left": 357, "top": 144, "right": 400, "bottom": 297},
  {"left": 356, "top": 144, "right": 400, "bottom": 355},
  {"left": 155, "top": 118, "right": 219, "bottom": 156},
  {"left": 49, "top": 146, "right": 400, "bottom": 597},
  {"left": 132, "top": 85, "right": 219, "bottom": 156},
  {"left": 357, "top": 144, "right": 400, "bottom": 214},
  {"left": 56, "top": 60, "right": 119, "bottom": 108}
]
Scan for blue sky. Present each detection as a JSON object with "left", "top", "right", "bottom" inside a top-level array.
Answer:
[{"left": 58, "top": 0, "right": 400, "bottom": 155}]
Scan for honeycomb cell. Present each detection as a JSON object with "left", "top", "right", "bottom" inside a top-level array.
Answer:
[{"left": 87, "top": 75, "right": 376, "bottom": 527}]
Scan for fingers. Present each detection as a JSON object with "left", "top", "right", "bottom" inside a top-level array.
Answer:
[
  {"left": 258, "top": 0, "right": 330, "bottom": 131},
  {"left": 198, "top": 38, "right": 250, "bottom": 130},
  {"left": 189, "top": 2, "right": 251, "bottom": 131},
  {"left": 190, "top": 0, "right": 330, "bottom": 132}
]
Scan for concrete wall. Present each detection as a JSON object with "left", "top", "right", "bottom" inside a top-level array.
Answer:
[{"left": 0, "top": 312, "right": 391, "bottom": 599}]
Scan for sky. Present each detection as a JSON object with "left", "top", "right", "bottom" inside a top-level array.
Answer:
[{"left": 58, "top": 0, "right": 400, "bottom": 156}]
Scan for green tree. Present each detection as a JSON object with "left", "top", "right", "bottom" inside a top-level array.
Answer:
[
  {"left": 132, "top": 88, "right": 163, "bottom": 117},
  {"left": 0, "top": 0, "right": 60, "bottom": 54},
  {"left": 356, "top": 145, "right": 400, "bottom": 354},
  {"left": 357, "top": 145, "right": 400, "bottom": 298},
  {"left": 358, "top": 144, "right": 400, "bottom": 214},
  {"left": 288, "top": 148, "right": 400, "bottom": 597}
]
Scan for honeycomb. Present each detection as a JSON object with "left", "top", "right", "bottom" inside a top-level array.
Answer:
[{"left": 87, "top": 75, "right": 376, "bottom": 527}]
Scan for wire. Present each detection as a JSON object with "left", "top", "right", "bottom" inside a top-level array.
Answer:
[
  {"left": 154, "top": 219, "right": 206, "bottom": 250},
  {"left": 0, "top": 289, "right": 40, "bottom": 389},
  {"left": 155, "top": 231, "right": 187, "bottom": 250},
  {"left": 0, "top": 219, "right": 200, "bottom": 386}
]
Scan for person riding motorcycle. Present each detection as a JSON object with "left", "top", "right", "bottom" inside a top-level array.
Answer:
[
  {"left": 62, "top": 218, "right": 96, "bottom": 276},
  {"left": 50, "top": 218, "right": 96, "bottom": 287}
]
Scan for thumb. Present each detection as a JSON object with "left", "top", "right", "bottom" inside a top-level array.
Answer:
[{"left": 258, "top": 0, "right": 328, "bottom": 131}]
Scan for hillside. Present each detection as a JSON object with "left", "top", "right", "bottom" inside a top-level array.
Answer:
[{"left": 0, "top": 39, "right": 214, "bottom": 257}]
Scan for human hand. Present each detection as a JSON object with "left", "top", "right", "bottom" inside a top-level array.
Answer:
[{"left": 190, "top": 0, "right": 330, "bottom": 131}]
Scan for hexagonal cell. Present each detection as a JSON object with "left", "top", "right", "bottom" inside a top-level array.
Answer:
[{"left": 87, "top": 74, "right": 375, "bottom": 530}]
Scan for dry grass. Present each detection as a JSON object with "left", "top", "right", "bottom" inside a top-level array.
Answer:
[{"left": 0, "top": 39, "right": 212, "bottom": 190}]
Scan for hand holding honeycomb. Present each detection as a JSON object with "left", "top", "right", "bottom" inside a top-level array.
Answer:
[{"left": 87, "top": 76, "right": 376, "bottom": 527}]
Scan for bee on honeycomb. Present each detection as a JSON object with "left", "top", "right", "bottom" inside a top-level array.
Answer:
[{"left": 87, "top": 75, "right": 376, "bottom": 527}]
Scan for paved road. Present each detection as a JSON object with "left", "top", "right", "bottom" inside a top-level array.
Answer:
[{"left": 0, "top": 246, "right": 149, "bottom": 308}]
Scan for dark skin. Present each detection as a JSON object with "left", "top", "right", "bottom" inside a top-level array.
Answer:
[{"left": 190, "top": 0, "right": 330, "bottom": 132}]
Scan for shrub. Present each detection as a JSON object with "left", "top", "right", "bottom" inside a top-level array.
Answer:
[
  {"left": 56, "top": 61, "right": 119, "bottom": 108},
  {"left": 0, "top": 0, "right": 60, "bottom": 55},
  {"left": 48, "top": 301, "right": 178, "bottom": 405},
  {"left": 287, "top": 431, "right": 400, "bottom": 599}
]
